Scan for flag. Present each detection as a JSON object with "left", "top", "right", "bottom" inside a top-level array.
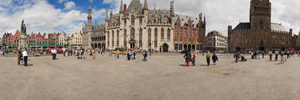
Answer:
[
  {"left": 273, "top": 36, "right": 276, "bottom": 38},
  {"left": 246, "top": 33, "right": 249, "bottom": 37}
]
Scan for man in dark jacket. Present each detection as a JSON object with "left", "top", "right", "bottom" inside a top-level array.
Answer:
[
  {"left": 143, "top": 51, "right": 148, "bottom": 61},
  {"left": 183, "top": 50, "right": 192, "bottom": 67},
  {"left": 212, "top": 53, "right": 218, "bottom": 65},
  {"left": 17, "top": 48, "right": 22, "bottom": 66}
]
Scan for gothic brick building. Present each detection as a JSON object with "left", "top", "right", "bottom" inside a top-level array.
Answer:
[{"left": 228, "top": 0, "right": 293, "bottom": 52}]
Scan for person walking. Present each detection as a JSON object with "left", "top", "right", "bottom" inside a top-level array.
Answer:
[
  {"left": 281, "top": 51, "right": 285, "bottom": 64},
  {"left": 133, "top": 51, "right": 136, "bottom": 60},
  {"left": 183, "top": 50, "right": 191, "bottom": 67},
  {"left": 127, "top": 51, "right": 131, "bottom": 61},
  {"left": 212, "top": 53, "right": 218, "bottom": 65},
  {"left": 17, "top": 48, "right": 22, "bottom": 66},
  {"left": 262, "top": 51, "right": 265, "bottom": 59},
  {"left": 82, "top": 49, "right": 85, "bottom": 60},
  {"left": 22, "top": 49, "right": 28, "bottom": 67},
  {"left": 192, "top": 55, "right": 196, "bottom": 66},
  {"left": 275, "top": 50, "right": 279, "bottom": 61},
  {"left": 287, "top": 50, "right": 290, "bottom": 59},
  {"left": 143, "top": 51, "right": 148, "bottom": 61},
  {"left": 92, "top": 49, "right": 96, "bottom": 60},
  {"left": 206, "top": 51, "right": 211, "bottom": 66},
  {"left": 51, "top": 48, "right": 55, "bottom": 60},
  {"left": 117, "top": 50, "right": 120, "bottom": 59},
  {"left": 269, "top": 51, "right": 273, "bottom": 61}
]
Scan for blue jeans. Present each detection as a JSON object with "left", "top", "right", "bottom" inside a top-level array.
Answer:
[
  {"left": 192, "top": 60, "right": 195, "bottom": 66},
  {"left": 117, "top": 54, "right": 119, "bottom": 58},
  {"left": 144, "top": 57, "right": 147, "bottom": 61}
]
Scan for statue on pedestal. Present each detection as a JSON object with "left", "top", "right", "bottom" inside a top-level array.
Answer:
[{"left": 21, "top": 19, "right": 26, "bottom": 34}]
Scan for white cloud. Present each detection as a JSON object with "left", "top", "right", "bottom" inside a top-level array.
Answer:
[
  {"left": 102, "top": 0, "right": 300, "bottom": 36},
  {"left": 59, "top": 0, "right": 68, "bottom": 4},
  {"left": 64, "top": 1, "right": 75, "bottom": 9},
  {"left": 0, "top": 0, "right": 87, "bottom": 36},
  {"left": 1, "top": 0, "right": 300, "bottom": 38},
  {"left": 89, "top": 0, "right": 93, "bottom": 3}
]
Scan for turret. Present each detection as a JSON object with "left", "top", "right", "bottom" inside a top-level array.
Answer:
[
  {"left": 105, "top": 8, "right": 108, "bottom": 22},
  {"left": 119, "top": 0, "right": 124, "bottom": 13},
  {"left": 143, "top": 0, "right": 148, "bottom": 10},
  {"left": 110, "top": 8, "right": 113, "bottom": 18},
  {"left": 170, "top": 1, "right": 175, "bottom": 17},
  {"left": 289, "top": 29, "right": 293, "bottom": 36},
  {"left": 87, "top": 5, "right": 92, "bottom": 25}
]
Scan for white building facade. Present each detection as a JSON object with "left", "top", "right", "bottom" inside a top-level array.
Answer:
[{"left": 206, "top": 31, "right": 228, "bottom": 52}]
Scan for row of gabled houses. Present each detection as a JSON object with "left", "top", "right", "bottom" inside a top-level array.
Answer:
[{"left": 1, "top": 30, "right": 83, "bottom": 49}]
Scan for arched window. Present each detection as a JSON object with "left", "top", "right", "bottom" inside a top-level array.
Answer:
[
  {"left": 112, "top": 31, "right": 114, "bottom": 47},
  {"left": 167, "top": 28, "right": 171, "bottom": 39},
  {"left": 117, "top": 30, "right": 119, "bottom": 47},
  {"left": 130, "top": 28, "right": 135, "bottom": 39},
  {"left": 124, "top": 29, "right": 127, "bottom": 47},
  {"left": 148, "top": 28, "right": 151, "bottom": 47},
  {"left": 154, "top": 28, "right": 158, "bottom": 38},
  {"left": 139, "top": 28, "right": 142, "bottom": 48},
  {"left": 131, "top": 15, "right": 135, "bottom": 25},
  {"left": 154, "top": 28, "right": 158, "bottom": 47},
  {"left": 161, "top": 28, "right": 164, "bottom": 40},
  {"left": 148, "top": 28, "right": 151, "bottom": 38},
  {"left": 107, "top": 32, "right": 110, "bottom": 47}
]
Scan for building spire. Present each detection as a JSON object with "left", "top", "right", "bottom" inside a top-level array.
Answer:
[
  {"left": 170, "top": 0, "right": 174, "bottom": 17},
  {"left": 119, "top": 0, "right": 124, "bottom": 13},
  {"left": 143, "top": 0, "right": 148, "bottom": 10},
  {"left": 89, "top": 5, "right": 91, "bottom": 9},
  {"left": 110, "top": 8, "right": 113, "bottom": 18},
  {"left": 105, "top": 8, "right": 108, "bottom": 22}
]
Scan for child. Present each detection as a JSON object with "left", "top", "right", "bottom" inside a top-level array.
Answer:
[{"left": 192, "top": 55, "right": 196, "bottom": 66}]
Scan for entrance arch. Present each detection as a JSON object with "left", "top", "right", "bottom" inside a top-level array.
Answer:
[
  {"left": 98, "top": 43, "right": 101, "bottom": 49},
  {"left": 94, "top": 43, "right": 97, "bottom": 49},
  {"left": 129, "top": 39, "right": 136, "bottom": 49},
  {"left": 188, "top": 45, "right": 192, "bottom": 51},
  {"left": 163, "top": 43, "right": 169, "bottom": 52}
]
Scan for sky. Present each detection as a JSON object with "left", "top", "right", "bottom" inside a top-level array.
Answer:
[{"left": 0, "top": 0, "right": 300, "bottom": 38}]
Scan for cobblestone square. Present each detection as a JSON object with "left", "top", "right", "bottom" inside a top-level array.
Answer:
[{"left": 1, "top": 53, "right": 300, "bottom": 100}]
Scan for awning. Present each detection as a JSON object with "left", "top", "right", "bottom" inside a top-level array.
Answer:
[
  {"left": 28, "top": 44, "right": 64, "bottom": 47},
  {"left": 3, "top": 44, "right": 19, "bottom": 46}
]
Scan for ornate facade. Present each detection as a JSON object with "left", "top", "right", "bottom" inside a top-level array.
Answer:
[
  {"left": 82, "top": 0, "right": 205, "bottom": 52},
  {"left": 228, "top": 0, "right": 293, "bottom": 52}
]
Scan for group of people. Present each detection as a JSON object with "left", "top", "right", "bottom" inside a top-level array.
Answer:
[
  {"left": 244, "top": 50, "right": 300, "bottom": 64},
  {"left": 125, "top": 50, "right": 148, "bottom": 61},
  {"left": 17, "top": 48, "right": 28, "bottom": 66},
  {"left": 183, "top": 50, "right": 218, "bottom": 67}
]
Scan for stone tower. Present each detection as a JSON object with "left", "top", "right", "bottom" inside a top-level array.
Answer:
[
  {"left": 87, "top": 5, "right": 93, "bottom": 48},
  {"left": 250, "top": 0, "right": 271, "bottom": 31}
]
